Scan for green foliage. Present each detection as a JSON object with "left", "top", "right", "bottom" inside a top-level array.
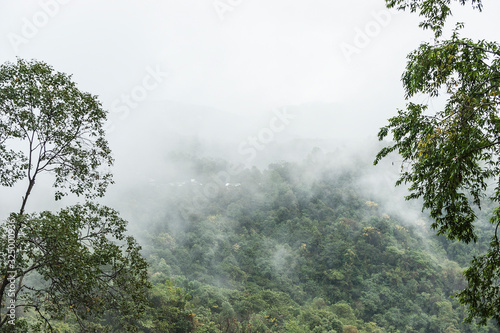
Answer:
[
  {"left": 376, "top": 0, "right": 500, "bottom": 325},
  {"left": 0, "top": 204, "right": 149, "bottom": 331},
  {"left": 459, "top": 237, "right": 500, "bottom": 325},
  {"left": 385, "top": 0, "right": 483, "bottom": 38},
  {"left": 0, "top": 59, "right": 149, "bottom": 331},
  {"left": 375, "top": 30, "right": 500, "bottom": 243},
  {"left": 0, "top": 58, "right": 113, "bottom": 200},
  {"left": 138, "top": 280, "right": 196, "bottom": 332},
  {"left": 141, "top": 153, "right": 499, "bottom": 332}
]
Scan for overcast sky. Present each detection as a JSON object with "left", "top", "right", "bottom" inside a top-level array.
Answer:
[
  {"left": 1, "top": 0, "right": 500, "bottom": 215},
  {"left": 2, "top": 1, "right": 499, "bottom": 128}
]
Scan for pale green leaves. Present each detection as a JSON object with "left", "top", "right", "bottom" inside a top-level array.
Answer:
[
  {"left": 377, "top": 0, "right": 500, "bottom": 325},
  {"left": 0, "top": 59, "right": 149, "bottom": 331},
  {"left": 375, "top": 31, "right": 500, "bottom": 244},
  {"left": 4, "top": 203, "right": 149, "bottom": 330},
  {"left": 385, "top": 0, "right": 483, "bottom": 38},
  {"left": 0, "top": 59, "right": 113, "bottom": 200}
]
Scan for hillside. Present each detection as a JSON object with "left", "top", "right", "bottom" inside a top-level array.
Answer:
[{"left": 130, "top": 150, "right": 499, "bottom": 332}]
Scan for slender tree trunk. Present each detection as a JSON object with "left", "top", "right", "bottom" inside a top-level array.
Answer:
[{"left": 0, "top": 177, "right": 35, "bottom": 328}]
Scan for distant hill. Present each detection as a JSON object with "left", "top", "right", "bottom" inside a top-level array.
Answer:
[{"left": 130, "top": 151, "right": 499, "bottom": 332}]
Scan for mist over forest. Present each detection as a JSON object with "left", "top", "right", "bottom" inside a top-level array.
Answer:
[
  {"left": 2, "top": 84, "right": 499, "bottom": 332},
  {"left": 101, "top": 101, "right": 414, "bottom": 229},
  {"left": 2, "top": 0, "right": 500, "bottom": 332},
  {"left": 97, "top": 102, "right": 498, "bottom": 332}
]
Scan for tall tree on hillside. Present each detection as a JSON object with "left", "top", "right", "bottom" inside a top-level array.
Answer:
[
  {"left": 374, "top": 0, "right": 500, "bottom": 325},
  {"left": 0, "top": 59, "right": 149, "bottom": 331}
]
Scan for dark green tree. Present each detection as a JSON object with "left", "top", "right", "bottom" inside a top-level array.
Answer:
[
  {"left": 0, "top": 59, "right": 149, "bottom": 331},
  {"left": 138, "top": 280, "right": 195, "bottom": 332},
  {"left": 375, "top": 0, "right": 500, "bottom": 325}
]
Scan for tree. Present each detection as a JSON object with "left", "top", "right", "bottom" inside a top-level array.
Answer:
[
  {"left": 0, "top": 59, "right": 150, "bottom": 331},
  {"left": 138, "top": 280, "right": 196, "bottom": 332},
  {"left": 374, "top": 0, "right": 500, "bottom": 325}
]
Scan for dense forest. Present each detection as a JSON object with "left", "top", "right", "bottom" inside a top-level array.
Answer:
[
  {"left": 6, "top": 141, "right": 500, "bottom": 332},
  {"left": 101, "top": 148, "right": 499, "bottom": 332},
  {"left": 3, "top": 0, "right": 500, "bottom": 330},
  {"left": 3, "top": 0, "right": 500, "bottom": 331}
]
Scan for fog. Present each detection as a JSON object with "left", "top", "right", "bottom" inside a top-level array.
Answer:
[{"left": 1, "top": 0, "right": 500, "bottom": 227}]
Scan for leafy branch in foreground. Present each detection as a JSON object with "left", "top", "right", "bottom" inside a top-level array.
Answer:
[
  {"left": 375, "top": 2, "right": 500, "bottom": 325},
  {"left": 0, "top": 59, "right": 150, "bottom": 331},
  {"left": 1, "top": 204, "right": 149, "bottom": 331},
  {"left": 376, "top": 30, "right": 500, "bottom": 244},
  {"left": 385, "top": 0, "right": 483, "bottom": 38}
]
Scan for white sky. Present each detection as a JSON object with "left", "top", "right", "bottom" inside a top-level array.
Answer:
[
  {"left": 1, "top": 0, "right": 500, "bottom": 216},
  {"left": 2, "top": 1, "right": 499, "bottom": 120}
]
